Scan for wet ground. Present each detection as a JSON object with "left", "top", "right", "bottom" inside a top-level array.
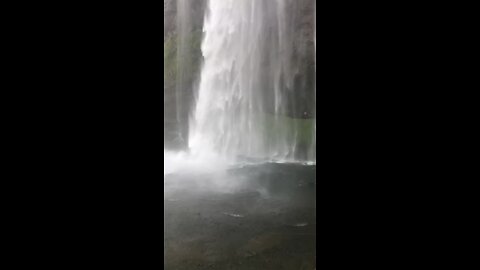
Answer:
[{"left": 164, "top": 162, "right": 316, "bottom": 269}]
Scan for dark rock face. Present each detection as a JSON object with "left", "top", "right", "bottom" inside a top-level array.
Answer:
[
  {"left": 164, "top": 0, "right": 176, "bottom": 41},
  {"left": 258, "top": 0, "right": 316, "bottom": 120},
  {"left": 164, "top": 0, "right": 315, "bottom": 149},
  {"left": 164, "top": 0, "right": 207, "bottom": 150},
  {"left": 281, "top": 0, "right": 316, "bottom": 119}
]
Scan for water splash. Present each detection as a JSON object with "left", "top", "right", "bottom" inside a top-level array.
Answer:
[{"left": 164, "top": 150, "right": 228, "bottom": 176}]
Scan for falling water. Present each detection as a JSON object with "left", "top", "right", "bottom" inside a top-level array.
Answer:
[
  {"left": 165, "top": 2, "right": 316, "bottom": 267},
  {"left": 189, "top": 0, "right": 316, "bottom": 163}
]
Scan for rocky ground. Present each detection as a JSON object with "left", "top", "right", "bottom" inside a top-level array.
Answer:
[{"left": 164, "top": 163, "right": 316, "bottom": 269}]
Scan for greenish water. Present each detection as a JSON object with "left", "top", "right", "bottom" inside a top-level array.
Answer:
[{"left": 262, "top": 113, "right": 315, "bottom": 147}]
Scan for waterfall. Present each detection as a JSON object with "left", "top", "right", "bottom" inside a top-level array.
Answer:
[{"left": 189, "top": 0, "right": 316, "bottom": 163}]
